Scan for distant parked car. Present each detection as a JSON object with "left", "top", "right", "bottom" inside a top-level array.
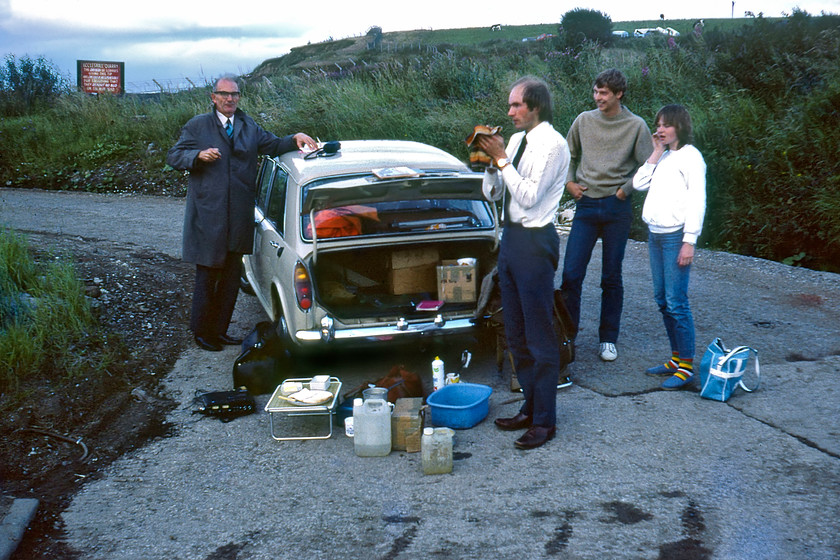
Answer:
[
  {"left": 612, "top": 30, "right": 630, "bottom": 38},
  {"left": 634, "top": 26, "right": 680, "bottom": 37},
  {"left": 242, "top": 140, "right": 499, "bottom": 352}
]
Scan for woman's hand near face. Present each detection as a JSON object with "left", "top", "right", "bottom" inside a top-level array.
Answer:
[{"left": 648, "top": 132, "right": 666, "bottom": 163}]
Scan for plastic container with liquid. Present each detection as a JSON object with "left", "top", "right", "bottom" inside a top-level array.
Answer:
[
  {"left": 432, "top": 356, "right": 445, "bottom": 391},
  {"left": 353, "top": 397, "right": 392, "bottom": 457},
  {"left": 363, "top": 386, "right": 388, "bottom": 402},
  {"left": 421, "top": 427, "right": 453, "bottom": 474}
]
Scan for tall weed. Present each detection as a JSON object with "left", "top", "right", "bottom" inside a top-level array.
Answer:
[
  {"left": 1, "top": 14, "right": 839, "bottom": 269},
  {"left": 0, "top": 229, "right": 99, "bottom": 390}
]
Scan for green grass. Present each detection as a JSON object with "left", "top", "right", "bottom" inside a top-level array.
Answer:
[
  {"left": 0, "top": 229, "right": 117, "bottom": 393},
  {"left": 1, "top": 13, "right": 839, "bottom": 271},
  {"left": 379, "top": 18, "right": 778, "bottom": 46}
]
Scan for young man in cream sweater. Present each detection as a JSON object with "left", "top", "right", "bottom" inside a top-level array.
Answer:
[{"left": 561, "top": 68, "right": 653, "bottom": 362}]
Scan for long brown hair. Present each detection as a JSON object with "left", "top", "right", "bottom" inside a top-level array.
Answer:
[{"left": 655, "top": 104, "right": 694, "bottom": 148}]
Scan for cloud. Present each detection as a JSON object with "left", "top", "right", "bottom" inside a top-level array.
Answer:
[{"left": 3, "top": 0, "right": 838, "bottom": 93}]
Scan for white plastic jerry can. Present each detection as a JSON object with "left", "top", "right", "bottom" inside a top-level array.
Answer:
[
  {"left": 353, "top": 397, "right": 392, "bottom": 457},
  {"left": 421, "top": 427, "right": 453, "bottom": 474}
]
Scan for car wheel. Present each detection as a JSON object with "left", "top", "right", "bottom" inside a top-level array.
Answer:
[{"left": 270, "top": 291, "right": 293, "bottom": 345}]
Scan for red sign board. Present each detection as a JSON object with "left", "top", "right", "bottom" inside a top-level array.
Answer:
[{"left": 77, "top": 60, "right": 125, "bottom": 94}]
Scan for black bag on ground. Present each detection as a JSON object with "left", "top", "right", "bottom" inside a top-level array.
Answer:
[
  {"left": 508, "top": 290, "right": 577, "bottom": 392},
  {"left": 509, "top": 289, "right": 576, "bottom": 391},
  {"left": 192, "top": 388, "right": 256, "bottom": 422},
  {"left": 553, "top": 289, "right": 576, "bottom": 370},
  {"left": 480, "top": 264, "right": 577, "bottom": 391},
  {"left": 232, "top": 321, "right": 290, "bottom": 395}
]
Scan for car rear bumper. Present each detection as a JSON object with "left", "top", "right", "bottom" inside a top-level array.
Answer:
[{"left": 294, "top": 316, "right": 479, "bottom": 345}]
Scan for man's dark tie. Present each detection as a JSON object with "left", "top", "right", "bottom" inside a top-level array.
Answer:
[
  {"left": 225, "top": 119, "right": 233, "bottom": 138},
  {"left": 512, "top": 136, "right": 527, "bottom": 169},
  {"left": 504, "top": 136, "right": 528, "bottom": 224}
]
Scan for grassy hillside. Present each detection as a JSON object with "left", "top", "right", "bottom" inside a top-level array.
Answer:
[
  {"left": 1, "top": 13, "right": 839, "bottom": 271},
  {"left": 253, "top": 18, "right": 767, "bottom": 74}
]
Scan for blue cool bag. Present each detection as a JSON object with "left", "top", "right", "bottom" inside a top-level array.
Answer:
[{"left": 698, "top": 338, "right": 760, "bottom": 402}]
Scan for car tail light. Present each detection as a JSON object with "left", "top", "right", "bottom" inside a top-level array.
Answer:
[{"left": 293, "top": 262, "right": 313, "bottom": 310}]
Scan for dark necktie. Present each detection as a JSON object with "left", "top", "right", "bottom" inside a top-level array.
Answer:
[
  {"left": 504, "top": 136, "right": 528, "bottom": 224},
  {"left": 225, "top": 119, "right": 233, "bottom": 138},
  {"left": 512, "top": 136, "right": 527, "bottom": 169}
]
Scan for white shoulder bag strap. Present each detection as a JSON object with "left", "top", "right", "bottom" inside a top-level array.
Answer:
[{"left": 717, "top": 346, "right": 760, "bottom": 393}]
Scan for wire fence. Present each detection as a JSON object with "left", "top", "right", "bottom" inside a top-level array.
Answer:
[{"left": 124, "top": 77, "right": 211, "bottom": 95}]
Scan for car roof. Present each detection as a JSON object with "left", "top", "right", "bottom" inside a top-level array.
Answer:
[{"left": 276, "top": 140, "right": 471, "bottom": 185}]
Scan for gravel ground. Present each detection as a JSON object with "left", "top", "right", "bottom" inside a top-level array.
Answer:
[{"left": 1, "top": 187, "right": 839, "bottom": 559}]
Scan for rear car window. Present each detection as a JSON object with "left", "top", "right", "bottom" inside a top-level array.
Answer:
[{"left": 302, "top": 197, "right": 494, "bottom": 240}]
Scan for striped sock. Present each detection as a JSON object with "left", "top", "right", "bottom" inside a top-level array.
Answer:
[
  {"left": 665, "top": 353, "right": 679, "bottom": 370},
  {"left": 678, "top": 357, "right": 694, "bottom": 377},
  {"left": 672, "top": 370, "right": 692, "bottom": 381}
]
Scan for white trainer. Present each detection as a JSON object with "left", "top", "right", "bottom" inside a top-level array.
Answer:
[{"left": 599, "top": 342, "right": 618, "bottom": 362}]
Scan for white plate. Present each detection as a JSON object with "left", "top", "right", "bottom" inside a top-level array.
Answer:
[{"left": 288, "top": 389, "right": 333, "bottom": 405}]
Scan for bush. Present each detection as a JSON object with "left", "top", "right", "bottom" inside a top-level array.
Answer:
[
  {"left": 560, "top": 8, "right": 613, "bottom": 49},
  {"left": 0, "top": 54, "right": 70, "bottom": 116}
]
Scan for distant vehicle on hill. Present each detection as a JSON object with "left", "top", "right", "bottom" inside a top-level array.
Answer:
[{"left": 634, "top": 26, "right": 680, "bottom": 37}]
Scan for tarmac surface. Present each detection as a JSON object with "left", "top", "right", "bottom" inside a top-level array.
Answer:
[{"left": 2, "top": 188, "right": 840, "bottom": 559}]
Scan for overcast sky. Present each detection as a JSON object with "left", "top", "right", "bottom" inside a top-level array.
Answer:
[{"left": 2, "top": 0, "right": 837, "bottom": 93}]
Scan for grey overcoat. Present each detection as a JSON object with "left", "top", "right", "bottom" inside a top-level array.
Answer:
[{"left": 166, "top": 107, "right": 298, "bottom": 268}]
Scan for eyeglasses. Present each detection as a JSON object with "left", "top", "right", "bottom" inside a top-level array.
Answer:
[{"left": 213, "top": 91, "right": 241, "bottom": 99}]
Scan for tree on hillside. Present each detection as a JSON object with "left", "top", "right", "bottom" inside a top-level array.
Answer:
[
  {"left": 559, "top": 8, "right": 612, "bottom": 49},
  {"left": 366, "top": 26, "right": 383, "bottom": 50},
  {"left": 0, "top": 54, "right": 69, "bottom": 116}
]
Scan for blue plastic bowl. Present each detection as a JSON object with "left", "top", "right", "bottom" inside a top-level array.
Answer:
[{"left": 426, "top": 382, "right": 492, "bottom": 429}]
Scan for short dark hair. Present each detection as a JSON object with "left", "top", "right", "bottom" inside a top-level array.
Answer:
[
  {"left": 512, "top": 76, "right": 553, "bottom": 123},
  {"left": 594, "top": 68, "right": 627, "bottom": 96},
  {"left": 655, "top": 104, "right": 694, "bottom": 147}
]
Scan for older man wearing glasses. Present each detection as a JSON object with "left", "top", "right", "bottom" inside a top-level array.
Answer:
[{"left": 167, "top": 75, "right": 317, "bottom": 351}]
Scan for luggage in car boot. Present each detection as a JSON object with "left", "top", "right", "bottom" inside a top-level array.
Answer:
[{"left": 232, "top": 321, "right": 290, "bottom": 395}]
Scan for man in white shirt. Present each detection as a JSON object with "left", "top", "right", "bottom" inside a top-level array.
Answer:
[{"left": 475, "top": 77, "right": 570, "bottom": 450}]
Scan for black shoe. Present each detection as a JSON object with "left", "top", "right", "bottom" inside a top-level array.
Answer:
[
  {"left": 494, "top": 412, "right": 532, "bottom": 431},
  {"left": 218, "top": 333, "right": 243, "bottom": 345},
  {"left": 515, "top": 426, "right": 556, "bottom": 450},
  {"left": 194, "top": 335, "right": 222, "bottom": 351}
]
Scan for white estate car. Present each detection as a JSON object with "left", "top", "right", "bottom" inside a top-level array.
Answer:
[{"left": 242, "top": 140, "right": 499, "bottom": 352}]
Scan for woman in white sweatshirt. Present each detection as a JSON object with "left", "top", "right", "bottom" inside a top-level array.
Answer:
[{"left": 633, "top": 105, "right": 706, "bottom": 390}]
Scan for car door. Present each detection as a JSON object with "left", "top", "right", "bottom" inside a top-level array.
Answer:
[
  {"left": 247, "top": 160, "right": 274, "bottom": 300},
  {"left": 254, "top": 163, "right": 293, "bottom": 316}
]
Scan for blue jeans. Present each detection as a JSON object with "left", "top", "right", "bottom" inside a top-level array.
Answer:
[
  {"left": 648, "top": 230, "right": 695, "bottom": 360},
  {"left": 498, "top": 224, "right": 559, "bottom": 428},
  {"left": 561, "top": 195, "right": 632, "bottom": 343}
]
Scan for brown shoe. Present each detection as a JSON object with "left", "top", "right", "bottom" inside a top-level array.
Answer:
[
  {"left": 494, "top": 412, "right": 532, "bottom": 431},
  {"left": 514, "top": 426, "right": 556, "bottom": 450}
]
